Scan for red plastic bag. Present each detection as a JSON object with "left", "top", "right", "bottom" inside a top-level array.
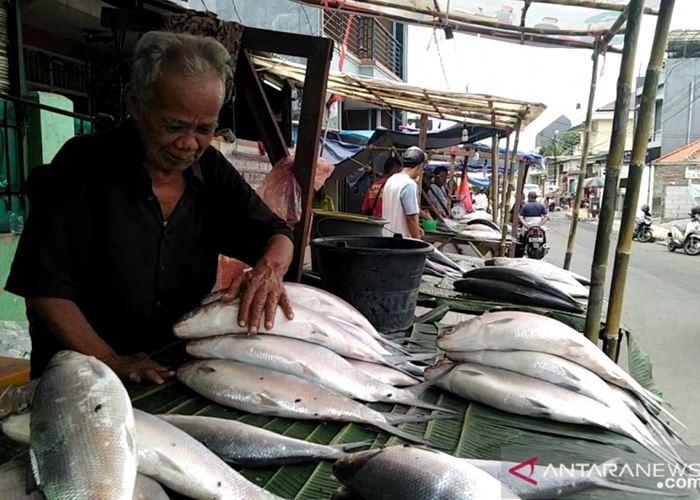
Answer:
[{"left": 257, "top": 156, "right": 302, "bottom": 226}]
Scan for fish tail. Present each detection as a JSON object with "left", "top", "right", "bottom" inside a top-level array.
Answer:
[{"left": 404, "top": 378, "right": 438, "bottom": 397}]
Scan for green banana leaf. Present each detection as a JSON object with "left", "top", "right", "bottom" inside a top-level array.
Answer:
[{"left": 0, "top": 303, "right": 686, "bottom": 499}]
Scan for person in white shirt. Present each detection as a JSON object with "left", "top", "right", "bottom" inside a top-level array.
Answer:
[{"left": 382, "top": 146, "right": 426, "bottom": 239}]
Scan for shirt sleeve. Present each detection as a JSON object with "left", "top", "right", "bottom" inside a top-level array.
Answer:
[
  {"left": 400, "top": 181, "right": 419, "bottom": 216},
  {"left": 5, "top": 137, "right": 92, "bottom": 300},
  {"left": 206, "top": 149, "right": 294, "bottom": 266}
]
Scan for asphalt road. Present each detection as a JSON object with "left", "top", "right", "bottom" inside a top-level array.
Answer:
[{"left": 545, "top": 213, "right": 700, "bottom": 444}]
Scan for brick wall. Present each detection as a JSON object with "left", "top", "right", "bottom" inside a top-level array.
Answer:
[
  {"left": 211, "top": 139, "right": 273, "bottom": 190},
  {"left": 654, "top": 164, "right": 694, "bottom": 220}
]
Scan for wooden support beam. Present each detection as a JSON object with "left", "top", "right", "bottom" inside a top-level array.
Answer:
[
  {"left": 288, "top": 39, "right": 334, "bottom": 282},
  {"left": 236, "top": 51, "right": 289, "bottom": 166}
]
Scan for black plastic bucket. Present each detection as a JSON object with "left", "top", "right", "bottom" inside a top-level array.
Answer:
[{"left": 311, "top": 236, "right": 431, "bottom": 333}]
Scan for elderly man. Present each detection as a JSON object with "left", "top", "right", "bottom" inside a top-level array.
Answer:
[{"left": 6, "top": 32, "right": 294, "bottom": 383}]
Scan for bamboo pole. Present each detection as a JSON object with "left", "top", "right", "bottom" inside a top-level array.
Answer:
[
  {"left": 564, "top": 43, "right": 601, "bottom": 270},
  {"left": 583, "top": 0, "right": 645, "bottom": 346},
  {"left": 500, "top": 120, "right": 522, "bottom": 257},
  {"left": 510, "top": 163, "right": 527, "bottom": 257},
  {"left": 603, "top": 0, "right": 675, "bottom": 359},
  {"left": 416, "top": 113, "right": 429, "bottom": 209},
  {"left": 491, "top": 134, "right": 499, "bottom": 223},
  {"left": 498, "top": 134, "right": 512, "bottom": 256}
]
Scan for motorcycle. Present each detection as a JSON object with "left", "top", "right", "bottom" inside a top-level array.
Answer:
[
  {"left": 666, "top": 210, "right": 700, "bottom": 256},
  {"left": 515, "top": 225, "right": 549, "bottom": 260},
  {"left": 633, "top": 213, "right": 654, "bottom": 243}
]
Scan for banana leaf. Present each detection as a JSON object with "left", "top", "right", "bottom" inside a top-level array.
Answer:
[{"left": 0, "top": 306, "right": 685, "bottom": 499}]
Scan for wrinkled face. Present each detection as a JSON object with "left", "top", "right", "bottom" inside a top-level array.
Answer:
[{"left": 131, "top": 66, "right": 224, "bottom": 173}]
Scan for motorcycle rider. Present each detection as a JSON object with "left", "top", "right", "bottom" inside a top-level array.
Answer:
[
  {"left": 635, "top": 204, "right": 652, "bottom": 237},
  {"left": 519, "top": 191, "right": 549, "bottom": 230}
]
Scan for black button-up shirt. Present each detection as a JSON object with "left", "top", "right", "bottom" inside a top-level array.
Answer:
[{"left": 6, "top": 121, "right": 292, "bottom": 376}]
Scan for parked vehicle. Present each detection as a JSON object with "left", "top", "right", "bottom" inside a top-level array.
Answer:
[
  {"left": 666, "top": 208, "right": 700, "bottom": 255},
  {"left": 515, "top": 225, "right": 549, "bottom": 260},
  {"left": 633, "top": 206, "right": 654, "bottom": 243}
]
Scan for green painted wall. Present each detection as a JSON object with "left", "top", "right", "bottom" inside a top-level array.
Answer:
[
  {"left": 0, "top": 235, "right": 26, "bottom": 322},
  {"left": 26, "top": 91, "right": 75, "bottom": 168}
]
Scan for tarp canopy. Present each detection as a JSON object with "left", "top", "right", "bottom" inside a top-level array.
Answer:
[
  {"left": 254, "top": 55, "right": 545, "bottom": 131},
  {"left": 293, "top": 0, "right": 660, "bottom": 52}
]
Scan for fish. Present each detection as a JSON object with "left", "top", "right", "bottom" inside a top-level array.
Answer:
[
  {"left": 159, "top": 414, "right": 367, "bottom": 467},
  {"left": 186, "top": 335, "right": 447, "bottom": 412},
  {"left": 484, "top": 258, "right": 590, "bottom": 295},
  {"left": 426, "top": 247, "right": 465, "bottom": 273},
  {"left": 0, "top": 381, "right": 38, "bottom": 419},
  {"left": 133, "top": 474, "right": 169, "bottom": 500},
  {"left": 465, "top": 218, "right": 501, "bottom": 232},
  {"left": 459, "top": 229, "right": 504, "bottom": 241},
  {"left": 177, "top": 360, "right": 445, "bottom": 447},
  {"left": 445, "top": 350, "right": 624, "bottom": 410},
  {"left": 135, "top": 409, "right": 281, "bottom": 499},
  {"left": 467, "top": 458, "right": 679, "bottom": 499},
  {"left": 346, "top": 359, "right": 421, "bottom": 387},
  {"left": 436, "top": 311, "right": 669, "bottom": 416},
  {"left": 333, "top": 445, "right": 519, "bottom": 499},
  {"left": 462, "top": 266, "right": 581, "bottom": 307},
  {"left": 175, "top": 300, "right": 395, "bottom": 363},
  {"left": 424, "top": 259, "right": 462, "bottom": 279},
  {"left": 29, "top": 351, "right": 137, "bottom": 500},
  {"left": 452, "top": 277, "right": 584, "bottom": 313},
  {"left": 425, "top": 361, "right": 678, "bottom": 464}
]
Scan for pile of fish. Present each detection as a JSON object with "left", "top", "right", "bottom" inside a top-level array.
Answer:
[
  {"left": 454, "top": 265, "right": 584, "bottom": 313},
  {"left": 174, "top": 283, "right": 450, "bottom": 446},
  {"left": 485, "top": 257, "right": 590, "bottom": 298},
  {"left": 1, "top": 351, "right": 383, "bottom": 499},
  {"left": 431, "top": 310, "right": 686, "bottom": 466},
  {"left": 423, "top": 246, "right": 466, "bottom": 279},
  {"left": 330, "top": 445, "right": 669, "bottom": 500}
]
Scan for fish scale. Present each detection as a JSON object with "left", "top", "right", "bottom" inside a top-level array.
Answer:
[{"left": 29, "top": 351, "right": 137, "bottom": 500}]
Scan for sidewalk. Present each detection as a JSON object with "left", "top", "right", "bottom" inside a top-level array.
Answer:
[{"left": 562, "top": 210, "right": 671, "bottom": 244}]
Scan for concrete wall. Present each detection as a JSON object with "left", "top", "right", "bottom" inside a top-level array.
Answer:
[
  {"left": 661, "top": 58, "right": 700, "bottom": 156},
  {"left": 588, "top": 118, "right": 634, "bottom": 155},
  {"left": 653, "top": 163, "right": 698, "bottom": 220},
  {"left": 0, "top": 235, "right": 27, "bottom": 323}
]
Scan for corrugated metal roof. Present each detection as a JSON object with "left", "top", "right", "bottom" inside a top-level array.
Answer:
[{"left": 253, "top": 54, "right": 545, "bottom": 131}]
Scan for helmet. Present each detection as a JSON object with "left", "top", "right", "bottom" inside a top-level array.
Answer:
[{"left": 401, "top": 146, "right": 426, "bottom": 168}]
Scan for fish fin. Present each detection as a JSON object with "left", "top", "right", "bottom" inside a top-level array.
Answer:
[
  {"left": 155, "top": 451, "right": 190, "bottom": 479},
  {"left": 258, "top": 393, "right": 282, "bottom": 409},
  {"left": 332, "top": 440, "right": 373, "bottom": 452},
  {"left": 27, "top": 449, "right": 40, "bottom": 492},
  {"left": 310, "top": 328, "right": 330, "bottom": 338},
  {"left": 404, "top": 378, "right": 438, "bottom": 397},
  {"left": 331, "top": 485, "right": 365, "bottom": 500},
  {"left": 525, "top": 397, "right": 552, "bottom": 412}
]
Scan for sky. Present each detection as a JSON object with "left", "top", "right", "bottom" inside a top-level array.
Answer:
[{"left": 405, "top": 0, "right": 699, "bottom": 151}]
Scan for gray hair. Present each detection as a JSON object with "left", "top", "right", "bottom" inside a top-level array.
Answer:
[{"left": 131, "top": 31, "right": 233, "bottom": 109}]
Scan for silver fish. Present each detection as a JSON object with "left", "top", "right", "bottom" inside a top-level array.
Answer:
[
  {"left": 174, "top": 300, "right": 396, "bottom": 365},
  {"left": 186, "top": 335, "right": 447, "bottom": 412},
  {"left": 334, "top": 445, "right": 519, "bottom": 499},
  {"left": 437, "top": 311, "right": 668, "bottom": 415},
  {"left": 484, "top": 258, "right": 590, "bottom": 296},
  {"left": 3, "top": 412, "right": 30, "bottom": 444},
  {"left": 135, "top": 409, "right": 281, "bottom": 499},
  {"left": 159, "top": 414, "right": 364, "bottom": 466},
  {"left": 30, "top": 351, "right": 137, "bottom": 500},
  {"left": 346, "top": 359, "right": 421, "bottom": 387},
  {"left": 425, "top": 361, "right": 677, "bottom": 464},
  {"left": 177, "top": 360, "right": 442, "bottom": 446},
  {"left": 133, "top": 474, "right": 169, "bottom": 500}
]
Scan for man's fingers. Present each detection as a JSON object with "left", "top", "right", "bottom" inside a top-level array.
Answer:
[
  {"left": 238, "top": 280, "right": 261, "bottom": 327},
  {"left": 128, "top": 372, "right": 141, "bottom": 384},
  {"left": 264, "top": 292, "right": 280, "bottom": 330},
  {"left": 247, "top": 288, "right": 271, "bottom": 334},
  {"left": 279, "top": 293, "right": 294, "bottom": 321},
  {"left": 144, "top": 368, "right": 164, "bottom": 385}
]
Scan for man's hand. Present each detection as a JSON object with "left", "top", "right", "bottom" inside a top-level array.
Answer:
[
  {"left": 103, "top": 352, "right": 174, "bottom": 384},
  {"left": 222, "top": 261, "right": 294, "bottom": 333}
]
